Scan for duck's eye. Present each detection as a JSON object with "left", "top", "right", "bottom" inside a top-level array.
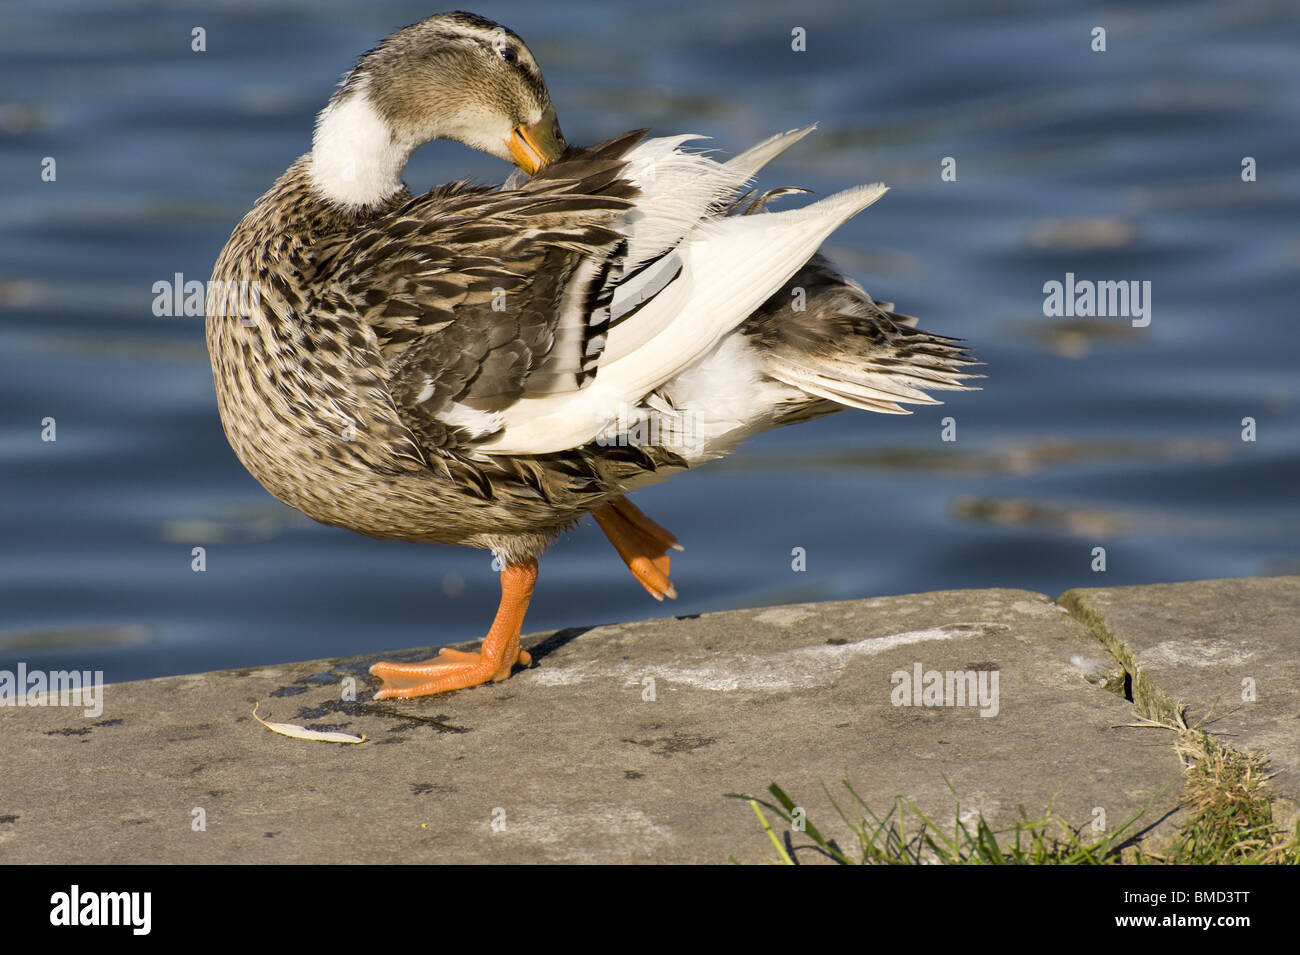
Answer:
[{"left": 499, "top": 46, "right": 517, "bottom": 64}]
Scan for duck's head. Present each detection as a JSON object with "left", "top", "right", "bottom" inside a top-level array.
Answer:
[{"left": 310, "top": 11, "right": 566, "bottom": 208}]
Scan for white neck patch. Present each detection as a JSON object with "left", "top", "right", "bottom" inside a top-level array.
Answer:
[{"left": 309, "top": 88, "right": 412, "bottom": 209}]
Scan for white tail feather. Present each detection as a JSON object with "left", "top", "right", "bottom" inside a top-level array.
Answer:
[{"left": 722, "top": 125, "right": 817, "bottom": 181}]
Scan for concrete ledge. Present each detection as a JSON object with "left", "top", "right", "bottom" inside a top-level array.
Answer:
[{"left": 1, "top": 577, "right": 1294, "bottom": 863}]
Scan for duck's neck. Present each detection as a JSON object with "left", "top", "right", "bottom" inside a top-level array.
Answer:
[{"left": 309, "top": 88, "right": 414, "bottom": 210}]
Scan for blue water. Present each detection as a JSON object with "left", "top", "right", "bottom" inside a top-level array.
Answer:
[{"left": 2, "top": 0, "right": 1298, "bottom": 684}]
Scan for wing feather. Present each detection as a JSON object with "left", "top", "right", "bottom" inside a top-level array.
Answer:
[{"left": 319, "top": 134, "right": 648, "bottom": 452}]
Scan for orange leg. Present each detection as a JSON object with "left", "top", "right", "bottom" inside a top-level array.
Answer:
[
  {"left": 593, "top": 496, "right": 683, "bottom": 601},
  {"left": 369, "top": 558, "right": 537, "bottom": 699}
]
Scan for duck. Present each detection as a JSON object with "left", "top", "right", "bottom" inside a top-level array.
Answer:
[{"left": 206, "top": 10, "right": 977, "bottom": 700}]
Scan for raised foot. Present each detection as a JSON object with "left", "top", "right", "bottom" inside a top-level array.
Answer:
[
  {"left": 593, "top": 496, "right": 683, "bottom": 601},
  {"left": 369, "top": 645, "right": 533, "bottom": 699}
]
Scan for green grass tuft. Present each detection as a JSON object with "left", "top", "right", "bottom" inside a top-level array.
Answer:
[
  {"left": 730, "top": 777, "right": 1162, "bottom": 865},
  {"left": 734, "top": 709, "right": 1300, "bottom": 865}
]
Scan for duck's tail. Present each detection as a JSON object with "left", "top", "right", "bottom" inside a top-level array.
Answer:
[
  {"left": 476, "top": 137, "right": 893, "bottom": 456},
  {"left": 476, "top": 126, "right": 978, "bottom": 461},
  {"left": 741, "top": 253, "right": 979, "bottom": 421}
]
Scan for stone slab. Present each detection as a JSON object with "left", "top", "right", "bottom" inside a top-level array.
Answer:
[
  {"left": 0, "top": 586, "right": 1192, "bottom": 863},
  {"left": 1059, "top": 576, "right": 1300, "bottom": 824}
]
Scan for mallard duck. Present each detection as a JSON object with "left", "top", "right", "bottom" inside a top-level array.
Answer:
[{"left": 206, "top": 11, "right": 976, "bottom": 699}]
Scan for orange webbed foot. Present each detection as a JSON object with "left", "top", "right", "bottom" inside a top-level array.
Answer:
[
  {"left": 369, "top": 644, "right": 532, "bottom": 699},
  {"left": 369, "top": 559, "right": 537, "bottom": 700},
  {"left": 593, "top": 496, "right": 682, "bottom": 601}
]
